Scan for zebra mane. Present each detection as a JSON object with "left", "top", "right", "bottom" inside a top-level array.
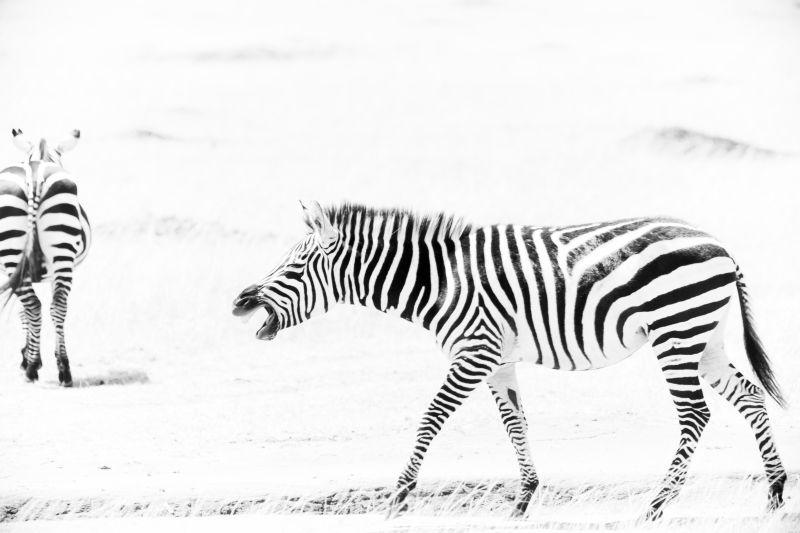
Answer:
[{"left": 324, "top": 203, "right": 472, "bottom": 240}]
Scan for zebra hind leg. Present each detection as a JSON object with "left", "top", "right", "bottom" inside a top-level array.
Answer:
[
  {"left": 50, "top": 277, "right": 73, "bottom": 387},
  {"left": 487, "top": 364, "right": 538, "bottom": 517},
  {"left": 14, "top": 281, "right": 43, "bottom": 382},
  {"left": 386, "top": 351, "right": 501, "bottom": 518},
  {"left": 643, "top": 338, "right": 710, "bottom": 521},
  {"left": 699, "top": 344, "right": 787, "bottom": 510}
]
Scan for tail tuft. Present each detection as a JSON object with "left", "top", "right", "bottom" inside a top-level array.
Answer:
[{"left": 736, "top": 267, "right": 786, "bottom": 408}]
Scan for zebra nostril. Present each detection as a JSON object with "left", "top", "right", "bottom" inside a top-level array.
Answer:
[{"left": 232, "top": 298, "right": 258, "bottom": 316}]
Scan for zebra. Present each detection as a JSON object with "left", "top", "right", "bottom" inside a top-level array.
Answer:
[
  {"left": 0, "top": 129, "right": 91, "bottom": 387},
  {"left": 232, "top": 201, "right": 787, "bottom": 520}
]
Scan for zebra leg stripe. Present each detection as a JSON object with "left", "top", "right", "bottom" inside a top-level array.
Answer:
[
  {"left": 50, "top": 276, "right": 73, "bottom": 387},
  {"left": 699, "top": 345, "right": 787, "bottom": 510},
  {"left": 644, "top": 342, "right": 710, "bottom": 521},
  {"left": 15, "top": 280, "right": 42, "bottom": 382},
  {"left": 386, "top": 347, "right": 501, "bottom": 517},
  {"left": 487, "top": 364, "right": 538, "bottom": 517},
  {"left": 18, "top": 307, "right": 29, "bottom": 369}
]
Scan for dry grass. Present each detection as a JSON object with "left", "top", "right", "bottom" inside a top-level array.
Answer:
[{"left": 3, "top": 474, "right": 798, "bottom": 530}]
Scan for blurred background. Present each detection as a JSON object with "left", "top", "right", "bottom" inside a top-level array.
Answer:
[{"left": 0, "top": 0, "right": 798, "bottom": 528}]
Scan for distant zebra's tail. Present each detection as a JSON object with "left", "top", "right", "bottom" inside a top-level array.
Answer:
[
  {"left": 735, "top": 265, "right": 786, "bottom": 408},
  {"left": 0, "top": 178, "right": 37, "bottom": 308},
  {"left": 0, "top": 235, "right": 32, "bottom": 308}
]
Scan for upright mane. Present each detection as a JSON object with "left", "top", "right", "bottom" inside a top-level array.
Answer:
[{"left": 324, "top": 203, "right": 472, "bottom": 240}]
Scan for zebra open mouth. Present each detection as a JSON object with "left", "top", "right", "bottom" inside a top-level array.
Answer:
[
  {"left": 256, "top": 306, "right": 280, "bottom": 341},
  {"left": 232, "top": 286, "right": 280, "bottom": 340}
]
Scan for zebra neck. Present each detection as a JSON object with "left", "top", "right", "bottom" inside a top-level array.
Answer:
[{"left": 330, "top": 215, "right": 454, "bottom": 329}]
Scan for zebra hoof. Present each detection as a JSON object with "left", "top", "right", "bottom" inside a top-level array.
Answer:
[
  {"left": 386, "top": 501, "right": 409, "bottom": 519},
  {"left": 510, "top": 478, "right": 537, "bottom": 517},
  {"left": 510, "top": 496, "right": 533, "bottom": 518},
  {"left": 25, "top": 365, "right": 39, "bottom": 382},
  {"left": 59, "top": 370, "right": 73, "bottom": 388},
  {"left": 638, "top": 507, "right": 663, "bottom": 523},
  {"left": 509, "top": 506, "right": 526, "bottom": 519},
  {"left": 767, "top": 475, "right": 786, "bottom": 511},
  {"left": 385, "top": 482, "right": 415, "bottom": 519}
]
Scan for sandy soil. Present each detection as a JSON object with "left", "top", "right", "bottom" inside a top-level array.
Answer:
[{"left": 1, "top": 0, "right": 799, "bottom": 530}]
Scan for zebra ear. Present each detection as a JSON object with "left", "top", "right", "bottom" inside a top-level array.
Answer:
[
  {"left": 300, "top": 200, "right": 336, "bottom": 243},
  {"left": 11, "top": 129, "right": 33, "bottom": 152},
  {"left": 56, "top": 129, "right": 80, "bottom": 153}
]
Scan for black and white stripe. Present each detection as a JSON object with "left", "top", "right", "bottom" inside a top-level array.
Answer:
[
  {"left": 233, "top": 202, "right": 786, "bottom": 520},
  {"left": 0, "top": 129, "right": 91, "bottom": 387}
]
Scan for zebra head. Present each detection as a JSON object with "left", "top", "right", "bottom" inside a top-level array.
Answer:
[
  {"left": 233, "top": 201, "right": 340, "bottom": 340},
  {"left": 12, "top": 129, "right": 80, "bottom": 165}
]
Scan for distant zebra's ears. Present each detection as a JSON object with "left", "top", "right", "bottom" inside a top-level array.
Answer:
[
  {"left": 300, "top": 200, "right": 337, "bottom": 244},
  {"left": 11, "top": 129, "right": 33, "bottom": 152},
  {"left": 56, "top": 129, "right": 80, "bottom": 153}
]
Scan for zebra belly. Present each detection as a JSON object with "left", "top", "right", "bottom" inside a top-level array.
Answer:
[{"left": 509, "top": 318, "right": 645, "bottom": 370}]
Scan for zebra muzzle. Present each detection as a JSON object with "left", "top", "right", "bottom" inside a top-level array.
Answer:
[
  {"left": 233, "top": 284, "right": 280, "bottom": 339},
  {"left": 232, "top": 284, "right": 261, "bottom": 320}
]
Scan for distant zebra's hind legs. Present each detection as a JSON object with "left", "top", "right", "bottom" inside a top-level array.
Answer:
[
  {"left": 487, "top": 364, "right": 539, "bottom": 517},
  {"left": 386, "top": 349, "right": 501, "bottom": 519}
]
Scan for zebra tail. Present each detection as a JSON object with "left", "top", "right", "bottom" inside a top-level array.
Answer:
[
  {"left": 0, "top": 183, "right": 37, "bottom": 309},
  {"left": 0, "top": 239, "right": 31, "bottom": 309},
  {"left": 735, "top": 265, "right": 787, "bottom": 408}
]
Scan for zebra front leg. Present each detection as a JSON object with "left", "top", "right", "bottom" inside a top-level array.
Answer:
[
  {"left": 50, "top": 277, "right": 73, "bottom": 387},
  {"left": 642, "top": 341, "right": 710, "bottom": 521},
  {"left": 487, "top": 363, "right": 538, "bottom": 517},
  {"left": 14, "top": 282, "right": 42, "bottom": 382},
  {"left": 386, "top": 351, "right": 501, "bottom": 518}
]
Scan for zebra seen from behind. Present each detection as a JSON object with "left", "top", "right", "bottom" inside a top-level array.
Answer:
[
  {"left": 0, "top": 129, "right": 91, "bottom": 387},
  {"left": 232, "top": 201, "right": 787, "bottom": 520}
]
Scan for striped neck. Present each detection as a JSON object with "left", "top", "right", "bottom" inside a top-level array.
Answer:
[{"left": 324, "top": 205, "right": 470, "bottom": 327}]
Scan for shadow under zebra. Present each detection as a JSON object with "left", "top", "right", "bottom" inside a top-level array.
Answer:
[{"left": 58, "top": 369, "right": 150, "bottom": 388}]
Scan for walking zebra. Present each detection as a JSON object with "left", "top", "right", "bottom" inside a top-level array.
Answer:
[
  {"left": 232, "top": 201, "right": 787, "bottom": 520},
  {"left": 0, "top": 129, "right": 91, "bottom": 387}
]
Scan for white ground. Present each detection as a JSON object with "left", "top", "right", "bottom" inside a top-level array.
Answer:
[{"left": 1, "top": 0, "right": 799, "bottom": 531}]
